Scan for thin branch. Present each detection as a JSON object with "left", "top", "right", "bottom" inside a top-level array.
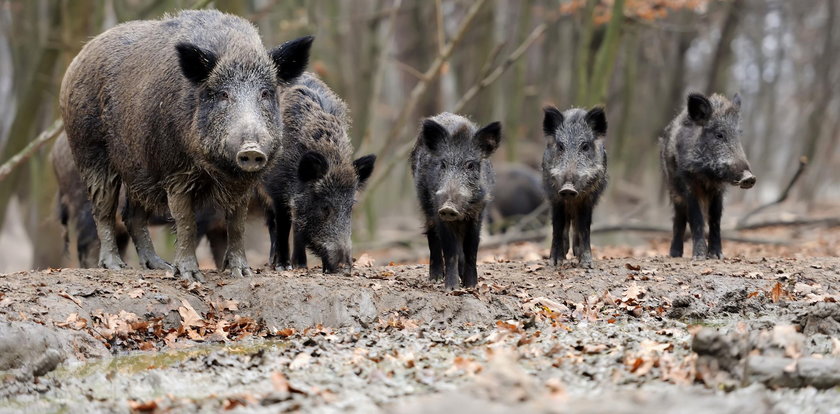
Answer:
[
  {"left": 435, "top": 0, "right": 445, "bottom": 54},
  {"left": 736, "top": 217, "right": 840, "bottom": 231},
  {"left": 0, "top": 120, "right": 63, "bottom": 183},
  {"left": 737, "top": 156, "right": 808, "bottom": 227},
  {"left": 391, "top": 59, "right": 427, "bottom": 81}
]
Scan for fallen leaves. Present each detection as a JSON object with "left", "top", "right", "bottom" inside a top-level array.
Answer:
[
  {"left": 355, "top": 253, "right": 376, "bottom": 267},
  {"left": 57, "top": 290, "right": 83, "bottom": 307}
]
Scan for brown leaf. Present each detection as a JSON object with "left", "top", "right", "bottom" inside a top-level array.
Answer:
[
  {"left": 272, "top": 371, "right": 290, "bottom": 392},
  {"left": 355, "top": 253, "right": 376, "bottom": 267},
  {"left": 622, "top": 282, "right": 645, "bottom": 302},
  {"left": 625, "top": 263, "right": 641, "bottom": 271},
  {"left": 58, "top": 290, "right": 82, "bottom": 307},
  {"left": 178, "top": 299, "right": 203, "bottom": 327},
  {"left": 138, "top": 341, "right": 155, "bottom": 351},
  {"left": 128, "top": 399, "right": 158, "bottom": 412}
]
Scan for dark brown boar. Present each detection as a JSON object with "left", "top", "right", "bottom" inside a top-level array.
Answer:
[{"left": 59, "top": 10, "right": 311, "bottom": 281}]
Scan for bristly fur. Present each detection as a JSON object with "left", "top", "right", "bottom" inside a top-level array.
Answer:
[
  {"left": 263, "top": 72, "right": 375, "bottom": 273},
  {"left": 411, "top": 112, "right": 501, "bottom": 289},
  {"left": 659, "top": 92, "right": 754, "bottom": 260}
]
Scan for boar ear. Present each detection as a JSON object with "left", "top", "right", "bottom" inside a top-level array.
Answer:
[
  {"left": 298, "top": 151, "right": 328, "bottom": 183},
  {"left": 585, "top": 107, "right": 607, "bottom": 136},
  {"left": 270, "top": 35, "right": 314, "bottom": 83},
  {"left": 475, "top": 121, "right": 502, "bottom": 157},
  {"left": 176, "top": 43, "right": 217, "bottom": 85},
  {"left": 353, "top": 154, "right": 376, "bottom": 188},
  {"left": 421, "top": 119, "right": 447, "bottom": 153},
  {"left": 543, "top": 106, "right": 563, "bottom": 136},
  {"left": 732, "top": 92, "right": 742, "bottom": 110},
  {"left": 687, "top": 93, "right": 712, "bottom": 124}
]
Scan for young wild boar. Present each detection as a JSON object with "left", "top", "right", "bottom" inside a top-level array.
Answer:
[
  {"left": 263, "top": 73, "right": 376, "bottom": 273},
  {"left": 59, "top": 10, "right": 312, "bottom": 281},
  {"left": 541, "top": 106, "right": 608, "bottom": 268},
  {"left": 660, "top": 92, "right": 756, "bottom": 259},
  {"left": 52, "top": 133, "right": 230, "bottom": 269},
  {"left": 411, "top": 113, "right": 502, "bottom": 289}
]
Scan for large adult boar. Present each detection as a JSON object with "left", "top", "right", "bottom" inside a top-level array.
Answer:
[
  {"left": 263, "top": 73, "right": 376, "bottom": 273},
  {"left": 51, "top": 132, "right": 228, "bottom": 268},
  {"left": 660, "top": 92, "right": 756, "bottom": 259},
  {"left": 59, "top": 10, "right": 312, "bottom": 281},
  {"left": 411, "top": 113, "right": 501, "bottom": 289},
  {"left": 542, "top": 106, "right": 608, "bottom": 268}
]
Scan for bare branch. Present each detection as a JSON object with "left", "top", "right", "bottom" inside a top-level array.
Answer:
[
  {"left": 391, "top": 59, "right": 427, "bottom": 81},
  {"left": 737, "top": 156, "right": 808, "bottom": 228},
  {"left": 0, "top": 120, "right": 63, "bottom": 183}
]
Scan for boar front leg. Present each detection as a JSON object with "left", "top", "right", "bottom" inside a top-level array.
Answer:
[
  {"left": 549, "top": 202, "right": 569, "bottom": 266},
  {"left": 686, "top": 192, "right": 707, "bottom": 260},
  {"left": 707, "top": 191, "right": 724, "bottom": 259},
  {"left": 425, "top": 223, "right": 444, "bottom": 281},
  {"left": 439, "top": 223, "right": 460, "bottom": 290},
  {"left": 269, "top": 200, "right": 293, "bottom": 270},
  {"left": 669, "top": 198, "right": 688, "bottom": 257},
  {"left": 461, "top": 219, "right": 481, "bottom": 288},
  {"left": 223, "top": 202, "right": 253, "bottom": 278},
  {"left": 167, "top": 192, "right": 203, "bottom": 282},
  {"left": 574, "top": 203, "right": 594, "bottom": 268}
]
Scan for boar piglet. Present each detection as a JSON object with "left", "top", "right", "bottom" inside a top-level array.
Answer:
[
  {"left": 542, "top": 106, "right": 608, "bottom": 268},
  {"left": 660, "top": 92, "right": 755, "bottom": 259},
  {"left": 263, "top": 73, "right": 376, "bottom": 273},
  {"left": 411, "top": 113, "right": 502, "bottom": 289},
  {"left": 60, "top": 10, "right": 312, "bottom": 281}
]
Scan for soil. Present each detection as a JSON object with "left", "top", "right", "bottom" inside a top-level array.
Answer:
[{"left": 1, "top": 254, "right": 839, "bottom": 413}]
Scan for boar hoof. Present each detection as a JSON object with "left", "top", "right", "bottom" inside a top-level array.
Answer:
[
  {"left": 229, "top": 266, "right": 253, "bottom": 278},
  {"left": 140, "top": 255, "right": 173, "bottom": 271},
  {"left": 707, "top": 251, "right": 724, "bottom": 260},
  {"left": 179, "top": 269, "right": 205, "bottom": 283},
  {"left": 578, "top": 259, "right": 594, "bottom": 269},
  {"left": 691, "top": 254, "right": 707, "bottom": 261},
  {"left": 99, "top": 255, "right": 127, "bottom": 270}
]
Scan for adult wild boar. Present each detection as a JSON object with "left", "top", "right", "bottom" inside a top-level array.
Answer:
[
  {"left": 660, "top": 92, "right": 756, "bottom": 259},
  {"left": 411, "top": 113, "right": 501, "bottom": 290},
  {"left": 263, "top": 73, "right": 376, "bottom": 273},
  {"left": 59, "top": 10, "right": 312, "bottom": 281},
  {"left": 542, "top": 106, "right": 608, "bottom": 268}
]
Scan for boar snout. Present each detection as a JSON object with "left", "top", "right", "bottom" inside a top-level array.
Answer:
[
  {"left": 559, "top": 182, "right": 578, "bottom": 198},
  {"left": 236, "top": 143, "right": 267, "bottom": 172},
  {"left": 322, "top": 246, "right": 353, "bottom": 274},
  {"left": 438, "top": 202, "right": 463, "bottom": 221},
  {"left": 738, "top": 170, "right": 756, "bottom": 189}
]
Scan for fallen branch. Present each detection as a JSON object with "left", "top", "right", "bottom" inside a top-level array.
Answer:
[
  {"left": 736, "top": 217, "right": 840, "bottom": 231},
  {"left": 0, "top": 119, "right": 63, "bottom": 183},
  {"left": 737, "top": 156, "right": 808, "bottom": 228}
]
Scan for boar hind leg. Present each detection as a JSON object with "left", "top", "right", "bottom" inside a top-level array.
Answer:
[
  {"left": 270, "top": 200, "right": 293, "bottom": 270},
  {"left": 439, "top": 224, "right": 460, "bottom": 290},
  {"left": 124, "top": 198, "right": 172, "bottom": 271},
  {"left": 669, "top": 198, "right": 688, "bottom": 257},
  {"left": 425, "top": 224, "right": 444, "bottom": 281},
  {"left": 686, "top": 193, "right": 707, "bottom": 260},
  {"left": 223, "top": 203, "right": 253, "bottom": 278},
  {"left": 707, "top": 192, "right": 724, "bottom": 259},
  {"left": 167, "top": 192, "right": 203, "bottom": 282},
  {"left": 79, "top": 163, "right": 126, "bottom": 270},
  {"left": 461, "top": 220, "right": 481, "bottom": 288}
]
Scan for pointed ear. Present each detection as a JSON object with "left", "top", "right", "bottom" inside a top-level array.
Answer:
[
  {"left": 298, "top": 151, "right": 328, "bottom": 183},
  {"left": 543, "top": 106, "right": 563, "bottom": 136},
  {"left": 475, "top": 121, "right": 502, "bottom": 157},
  {"left": 270, "top": 35, "right": 314, "bottom": 83},
  {"left": 732, "top": 92, "right": 742, "bottom": 110},
  {"left": 585, "top": 106, "right": 607, "bottom": 136},
  {"left": 353, "top": 154, "right": 376, "bottom": 188},
  {"left": 687, "top": 93, "right": 712, "bottom": 124},
  {"left": 421, "top": 119, "right": 447, "bottom": 153},
  {"left": 176, "top": 43, "right": 217, "bottom": 85}
]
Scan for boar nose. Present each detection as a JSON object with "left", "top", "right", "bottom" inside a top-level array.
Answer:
[
  {"left": 738, "top": 171, "right": 756, "bottom": 189},
  {"left": 559, "top": 183, "right": 578, "bottom": 198},
  {"left": 236, "top": 143, "right": 267, "bottom": 172},
  {"left": 438, "top": 202, "right": 462, "bottom": 221}
]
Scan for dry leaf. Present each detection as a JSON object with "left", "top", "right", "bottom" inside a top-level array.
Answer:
[
  {"left": 178, "top": 299, "right": 203, "bottom": 327},
  {"left": 128, "top": 289, "right": 144, "bottom": 299},
  {"left": 58, "top": 290, "right": 82, "bottom": 307},
  {"left": 355, "top": 253, "right": 376, "bottom": 267}
]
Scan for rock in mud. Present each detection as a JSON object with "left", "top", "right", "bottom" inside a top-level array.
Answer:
[
  {"left": 745, "top": 356, "right": 840, "bottom": 389},
  {"left": 794, "top": 302, "right": 840, "bottom": 336},
  {"left": 0, "top": 321, "right": 107, "bottom": 377}
]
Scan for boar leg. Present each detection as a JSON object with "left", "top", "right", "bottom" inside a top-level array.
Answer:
[
  {"left": 669, "top": 198, "right": 688, "bottom": 257},
  {"left": 461, "top": 219, "right": 481, "bottom": 288},
  {"left": 707, "top": 192, "right": 724, "bottom": 259},
  {"left": 439, "top": 223, "right": 460, "bottom": 290},
  {"left": 575, "top": 204, "right": 594, "bottom": 268},
  {"left": 223, "top": 202, "right": 253, "bottom": 278},
  {"left": 206, "top": 226, "right": 228, "bottom": 270},
  {"left": 425, "top": 224, "right": 444, "bottom": 281},
  {"left": 292, "top": 226, "right": 308, "bottom": 269},
  {"left": 549, "top": 202, "right": 568, "bottom": 266},
  {"left": 686, "top": 193, "right": 707, "bottom": 260},
  {"left": 124, "top": 197, "right": 172, "bottom": 271},
  {"left": 83, "top": 166, "right": 127, "bottom": 270},
  {"left": 270, "top": 200, "right": 293, "bottom": 270},
  {"left": 167, "top": 192, "right": 203, "bottom": 282}
]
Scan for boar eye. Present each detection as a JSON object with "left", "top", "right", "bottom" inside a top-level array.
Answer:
[
  {"left": 440, "top": 160, "right": 447, "bottom": 169},
  {"left": 580, "top": 142, "right": 591, "bottom": 151},
  {"left": 261, "top": 88, "right": 272, "bottom": 100},
  {"left": 715, "top": 132, "right": 725, "bottom": 140},
  {"left": 218, "top": 90, "right": 230, "bottom": 101},
  {"left": 465, "top": 161, "right": 479, "bottom": 171}
]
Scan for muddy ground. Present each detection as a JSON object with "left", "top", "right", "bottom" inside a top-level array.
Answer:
[{"left": 1, "top": 247, "right": 839, "bottom": 413}]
